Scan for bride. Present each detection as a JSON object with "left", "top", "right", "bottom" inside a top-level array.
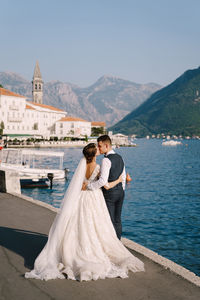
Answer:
[{"left": 25, "top": 143, "right": 144, "bottom": 281}]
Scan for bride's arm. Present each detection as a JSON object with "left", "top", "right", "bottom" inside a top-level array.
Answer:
[{"left": 103, "top": 175, "right": 122, "bottom": 190}]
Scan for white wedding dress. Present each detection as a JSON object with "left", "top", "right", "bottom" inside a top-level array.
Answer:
[{"left": 25, "top": 158, "right": 144, "bottom": 281}]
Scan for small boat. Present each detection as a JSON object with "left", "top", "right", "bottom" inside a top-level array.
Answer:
[
  {"left": 0, "top": 148, "right": 68, "bottom": 188},
  {"left": 129, "top": 142, "right": 137, "bottom": 147},
  {"left": 20, "top": 177, "right": 49, "bottom": 188},
  {"left": 162, "top": 140, "right": 182, "bottom": 146}
]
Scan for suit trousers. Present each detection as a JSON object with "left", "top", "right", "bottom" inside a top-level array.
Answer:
[{"left": 103, "top": 188, "right": 124, "bottom": 240}]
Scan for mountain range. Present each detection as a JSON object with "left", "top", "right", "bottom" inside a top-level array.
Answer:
[
  {"left": 110, "top": 66, "right": 200, "bottom": 136},
  {"left": 0, "top": 72, "right": 161, "bottom": 126}
]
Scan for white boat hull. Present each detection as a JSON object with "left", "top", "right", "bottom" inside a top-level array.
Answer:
[{"left": 0, "top": 163, "right": 66, "bottom": 180}]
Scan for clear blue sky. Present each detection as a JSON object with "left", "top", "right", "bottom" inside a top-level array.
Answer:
[{"left": 0, "top": 0, "right": 200, "bottom": 87}]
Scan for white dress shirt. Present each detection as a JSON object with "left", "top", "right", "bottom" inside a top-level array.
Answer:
[{"left": 87, "top": 149, "right": 126, "bottom": 190}]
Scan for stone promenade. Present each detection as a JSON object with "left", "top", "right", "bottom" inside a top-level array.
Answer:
[{"left": 0, "top": 192, "right": 200, "bottom": 300}]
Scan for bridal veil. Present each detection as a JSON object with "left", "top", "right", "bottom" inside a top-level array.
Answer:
[{"left": 25, "top": 157, "right": 86, "bottom": 280}]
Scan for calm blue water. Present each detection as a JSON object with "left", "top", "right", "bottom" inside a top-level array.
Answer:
[{"left": 22, "top": 139, "right": 200, "bottom": 276}]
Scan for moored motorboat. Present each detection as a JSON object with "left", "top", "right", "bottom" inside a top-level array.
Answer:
[
  {"left": 162, "top": 140, "right": 182, "bottom": 146},
  {"left": 0, "top": 148, "right": 68, "bottom": 188},
  {"left": 20, "top": 177, "right": 49, "bottom": 188}
]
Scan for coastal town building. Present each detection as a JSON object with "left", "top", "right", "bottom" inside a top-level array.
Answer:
[
  {"left": 110, "top": 133, "right": 129, "bottom": 146},
  {"left": 0, "top": 88, "right": 66, "bottom": 139},
  {"left": 26, "top": 102, "right": 66, "bottom": 138},
  {"left": 0, "top": 87, "right": 95, "bottom": 140},
  {"left": 91, "top": 121, "right": 106, "bottom": 130},
  {"left": 0, "top": 88, "right": 26, "bottom": 136},
  {"left": 0, "top": 62, "right": 107, "bottom": 142},
  {"left": 55, "top": 116, "right": 91, "bottom": 138}
]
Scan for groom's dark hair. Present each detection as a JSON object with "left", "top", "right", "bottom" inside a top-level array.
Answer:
[{"left": 97, "top": 135, "right": 111, "bottom": 145}]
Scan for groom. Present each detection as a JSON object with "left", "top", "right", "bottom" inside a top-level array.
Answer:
[{"left": 85, "top": 135, "right": 126, "bottom": 240}]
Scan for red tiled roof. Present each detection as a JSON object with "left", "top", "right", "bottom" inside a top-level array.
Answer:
[
  {"left": 26, "top": 104, "right": 35, "bottom": 110},
  {"left": 91, "top": 121, "right": 106, "bottom": 127},
  {"left": 58, "top": 116, "right": 89, "bottom": 122},
  {"left": 28, "top": 101, "right": 65, "bottom": 112},
  {"left": 0, "top": 88, "right": 26, "bottom": 98}
]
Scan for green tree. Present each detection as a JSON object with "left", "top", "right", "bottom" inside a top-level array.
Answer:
[
  {"left": 91, "top": 127, "right": 105, "bottom": 136},
  {"left": 0, "top": 121, "right": 4, "bottom": 135},
  {"left": 0, "top": 84, "right": 3, "bottom": 88}
]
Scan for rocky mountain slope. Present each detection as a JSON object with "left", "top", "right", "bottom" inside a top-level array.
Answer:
[{"left": 0, "top": 72, "right": 161, "bottom": 126}]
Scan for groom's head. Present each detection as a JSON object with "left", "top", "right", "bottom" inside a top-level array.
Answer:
[{"left": 97, "top": 135, "right": 112, "bottom": 154}]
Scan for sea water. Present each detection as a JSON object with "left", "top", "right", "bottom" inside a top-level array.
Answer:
[{"left": 22, "top": 139, "right": 200, "bottom": 276}]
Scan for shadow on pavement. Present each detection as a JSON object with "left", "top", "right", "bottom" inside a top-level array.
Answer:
[{"left": 0, "top": 226, "right": 47, "bottom": 269}]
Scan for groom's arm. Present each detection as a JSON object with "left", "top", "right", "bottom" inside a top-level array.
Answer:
[{"left": 87, "top": 158, "right": 111, "bottom": 190}]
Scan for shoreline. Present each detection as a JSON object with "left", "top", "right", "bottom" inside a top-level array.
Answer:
[
  {"left": 5, "top": 143, "right": 136, "bottom": 149},
  {"left": 10, "top": 191, "right": 200, "bottom": 287},
  {"left": 5, "top": 142, "right": 87, "bottom": 148}
]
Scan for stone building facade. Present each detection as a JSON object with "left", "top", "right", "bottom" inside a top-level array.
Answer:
[
  {"left": 0, "top": 88, "right": 66, "bottom": 139},
  {"left": 55, "top": 116, "right": 91, "bottom": 138}
]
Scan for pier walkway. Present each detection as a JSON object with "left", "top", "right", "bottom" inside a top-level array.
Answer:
[{"left": 0, "top": 192, "right": 200, "bottom": 300}]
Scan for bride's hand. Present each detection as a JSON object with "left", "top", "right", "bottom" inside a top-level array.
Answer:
[{"left": 82, "top": 182, "right": 88, "bottom": 191}]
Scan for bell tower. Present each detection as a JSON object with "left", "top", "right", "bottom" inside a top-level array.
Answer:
[{"left": 32, "top": 61, "right": 43, "bottom": 104}]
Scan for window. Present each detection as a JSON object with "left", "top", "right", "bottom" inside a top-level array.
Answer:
[
  {"left": 35, "top": 84, "right": 37, "bottom": 89},
  {"left": 33, "top": 123, "right": 38, "bottom": 130},
  {"left": 39, "top": 84, "right": 41, "bottom": 90},
  {"left": 60, "top": 123, "right": 63, "bottom": 128}
]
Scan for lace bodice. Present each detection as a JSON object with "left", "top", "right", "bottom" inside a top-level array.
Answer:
[{"left": 84, "top": 164, "right": 100, "bottom": 184}]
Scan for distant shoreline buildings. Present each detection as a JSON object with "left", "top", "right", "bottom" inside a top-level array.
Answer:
[{"left": 0, "top": 62, "right": 106, "bottom": 141}]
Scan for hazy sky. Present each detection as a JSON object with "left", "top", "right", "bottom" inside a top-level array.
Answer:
[{"left": 0, "top": 0, "right": 200, "bottom": 87}]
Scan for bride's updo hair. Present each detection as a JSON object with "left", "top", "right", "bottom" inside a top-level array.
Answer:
[{"left": 83, "top": 143, "right": 97, "bottom": 163}]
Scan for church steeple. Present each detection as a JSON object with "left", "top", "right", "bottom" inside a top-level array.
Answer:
[{"left": 32, "top": 61, "right": 43, "bottom": 104}]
